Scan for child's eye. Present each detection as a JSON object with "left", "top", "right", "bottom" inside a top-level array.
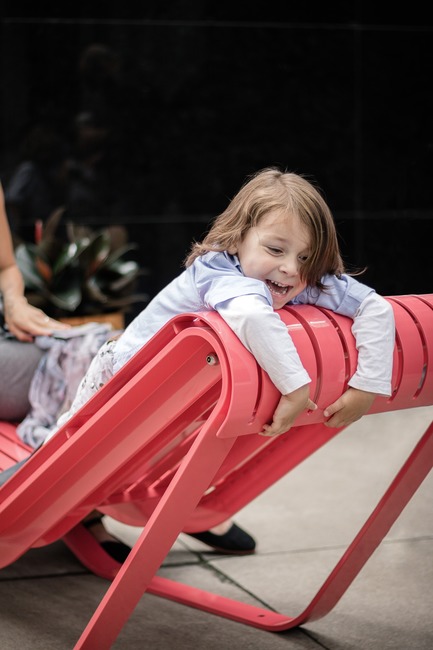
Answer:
[
  {"left": 266, "top": 246, "right": 283, "bottom": 255},
  {"left": 298, "top": 254, "right": 309, "bottom": 263}
]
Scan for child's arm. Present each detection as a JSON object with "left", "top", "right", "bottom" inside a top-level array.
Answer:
[
  {"left": 217, "top": 294, "right": 316, "bottom": 435},
  {"left": 323, "top": 292, "right": 395, "bottom": 427}
]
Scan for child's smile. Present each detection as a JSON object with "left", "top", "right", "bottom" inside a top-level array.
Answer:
[{"left": 266, "top": 279, "right": 292, "bottom": 298}]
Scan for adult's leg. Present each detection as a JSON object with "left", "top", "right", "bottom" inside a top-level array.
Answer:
[{"left": 0, "top": 338, "right": 44, "bottom": 421}]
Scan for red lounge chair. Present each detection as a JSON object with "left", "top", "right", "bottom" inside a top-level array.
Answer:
[{"left": 1, "top": 294, "right": 432, "bottom": 649}]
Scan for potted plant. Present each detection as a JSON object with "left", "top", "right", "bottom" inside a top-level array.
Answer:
[{"left": 15, "top": 208, "right": 148, "bottom": 329}]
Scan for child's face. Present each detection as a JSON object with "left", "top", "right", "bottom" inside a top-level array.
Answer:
[{"left": 234, "top": 211, "right": 311, "bottom": 309}]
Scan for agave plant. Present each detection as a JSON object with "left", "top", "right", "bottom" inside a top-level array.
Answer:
[{"left": 15, "top": 208, "right": 148, "bottom": 318}]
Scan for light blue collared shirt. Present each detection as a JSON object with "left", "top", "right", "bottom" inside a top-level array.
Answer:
[{"left": 114, "top": 251, "right": 377, "bottom": 382}]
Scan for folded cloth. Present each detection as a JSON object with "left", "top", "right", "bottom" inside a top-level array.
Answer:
[{"left": 17, "top": 323, "right": 115, "bottom": 448}]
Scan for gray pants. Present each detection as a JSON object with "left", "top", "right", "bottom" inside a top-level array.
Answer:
[{"left": 0, "top": 336, "right": 44, "bottom": 421}]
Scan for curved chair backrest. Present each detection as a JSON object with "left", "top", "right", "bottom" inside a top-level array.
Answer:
[
  {"left": 98, "top": 294, "right": 433, "bottom": 531},
  {"left": 1, "top": 294, "right": 432, "bottom": 649}
]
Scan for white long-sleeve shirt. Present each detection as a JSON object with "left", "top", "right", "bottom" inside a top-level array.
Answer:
[
  {"left": 114, "top": 251, "right": 395, "bottom": 396},
  {"left": 218, "top": 291, "right": 394, "bottom": 396}
]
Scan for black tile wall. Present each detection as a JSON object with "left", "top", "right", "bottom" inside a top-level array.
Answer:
[{"left": 1, "top": 7, "right": 432, "bottom": 323}]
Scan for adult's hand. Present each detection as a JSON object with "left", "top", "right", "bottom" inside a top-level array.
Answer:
[{"left": 4, "top": 297, "right": 70, "bottom": 342}]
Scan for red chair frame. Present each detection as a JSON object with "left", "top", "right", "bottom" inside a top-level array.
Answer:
[{"left": 0, "top": 295, "right": 432, "bottom": 649}]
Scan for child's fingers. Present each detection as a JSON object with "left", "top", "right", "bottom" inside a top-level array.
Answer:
[
  {"left": 259, "top": 398, "right": 316, "bottom": 437},
  {"left": 323, "top": 397, "right": 342, "bottom": 418}
]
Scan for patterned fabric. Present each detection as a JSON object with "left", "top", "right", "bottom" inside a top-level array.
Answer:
[{"left": 17, "top": 323, "right": 114, "bottom": 447}]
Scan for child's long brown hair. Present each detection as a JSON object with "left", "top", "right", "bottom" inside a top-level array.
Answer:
[{"left": 184, "top": 167, "right": 346, "bottom": 289}]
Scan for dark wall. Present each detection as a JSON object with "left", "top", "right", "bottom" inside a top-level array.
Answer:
[{"left": 1, "top": 4, "right": 432, "bottom": 322}]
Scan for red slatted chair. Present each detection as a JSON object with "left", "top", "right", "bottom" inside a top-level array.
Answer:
[{"left": 1, "top": 294, "right": 432, "bottom": 649}]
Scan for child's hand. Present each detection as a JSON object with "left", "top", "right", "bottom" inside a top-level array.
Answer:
[
  {"left": 260, "top": 384, "right": 316, "bottom": 437},
  {"left": 323, "top": 387, "right": 376, "bottom": 428}
]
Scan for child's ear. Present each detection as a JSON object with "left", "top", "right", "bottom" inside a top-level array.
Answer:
[{"left": 227, "top": 246, "right": 237, "bottom": 255}]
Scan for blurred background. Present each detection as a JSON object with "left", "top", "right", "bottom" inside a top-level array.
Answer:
[{"left": 1, "top": 3, "right": 432, "bottom": 325}]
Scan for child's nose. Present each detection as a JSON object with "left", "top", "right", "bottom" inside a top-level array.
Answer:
[{"left": 279, "top": 256, "right": 299, "bottom": 276}]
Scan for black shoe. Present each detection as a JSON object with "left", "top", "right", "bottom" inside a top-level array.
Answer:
[
  {"left": 187, "top": 523, "right": 256, "bottom": 554},
  {"left": 83, "top": 515, "right": 131, "bottom": 563},
  {"left": 98, "top": 540, "right": 131, "bottom": 563}
]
